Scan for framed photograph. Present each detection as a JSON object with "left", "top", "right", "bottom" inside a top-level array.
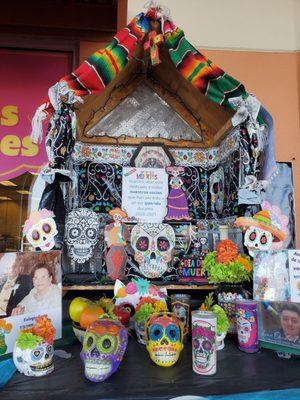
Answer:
[
  {"left": 0, "top": 251, "right": 62, "bottom": 356},
  {"left": 258, "top": 301, "right": 300, "bottom": 354}
]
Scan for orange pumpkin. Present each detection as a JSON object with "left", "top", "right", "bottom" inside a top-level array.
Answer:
[{"left": 79, "top": 305, "right": 105, "bottom": 329}]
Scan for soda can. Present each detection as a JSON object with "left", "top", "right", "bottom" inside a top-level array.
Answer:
[
  {"left": 191, "top": 310, "right": 217, "bottom": 375},
  {"left": 171, "top": 294, "right": 191, "bottom": 340},
  {"left": 236, "top": 299, "right": 258, "bottom": 353}
]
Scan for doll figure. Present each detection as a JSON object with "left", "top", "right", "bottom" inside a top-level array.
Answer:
[{"left": 165, "top": 167, "right": 191, "bottom": 221}]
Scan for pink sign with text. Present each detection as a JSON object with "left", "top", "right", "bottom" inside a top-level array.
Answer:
[{"left": 0, "top": 49, "right": 72, "bottom": 180}]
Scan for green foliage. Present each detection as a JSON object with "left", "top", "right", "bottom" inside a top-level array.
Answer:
[
  {"left": 16, "top": 332, "right": 43, "bottom": 350},
  {"left": 135, "top": 303, "right": 155, "bottom": 324},
  {"left": 202, "top": 252, "right": 251, "bottom": 283},
  {"left": 212, "top": 304, "right": 230, "bottom": 334}
]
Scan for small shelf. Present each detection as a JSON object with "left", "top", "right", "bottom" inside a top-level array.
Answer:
[{"left": 62, "top": 284, "right": 217, "bottom": 291}]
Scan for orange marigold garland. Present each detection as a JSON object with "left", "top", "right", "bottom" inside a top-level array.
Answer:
[{"left": 216, "top": 239, "right": 238, "bottom": 264}]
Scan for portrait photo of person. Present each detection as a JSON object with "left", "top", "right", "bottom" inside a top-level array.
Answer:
[
  {"left": 11, "top": 262, "right": 61, "bottom": 315},
  {"left": 260, "top": 302, "right": 300, "bottom": 349},
  {"left": 0, "top": 253, "right": 33, "bottom": 317}
]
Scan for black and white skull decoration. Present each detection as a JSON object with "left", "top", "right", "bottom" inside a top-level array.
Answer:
[
  {"left": 65, "top": 208, "right": 100, "bottom": 263},
  {"left": 131, "top": 223, "right": 175, "bottom": 278},
  {"left": 209, "top": 167, "right": 225, "bottom": 215}
]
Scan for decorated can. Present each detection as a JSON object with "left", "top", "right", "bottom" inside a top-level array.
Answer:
[
  {"left": 236, "top": 299, "right": 258, "bottom": 353},
  {"left": 191, "top": 310, "right": 217, "bottom": 375},
  {"left": 171, "top": 294, "right": 191, "bottom": 339}
]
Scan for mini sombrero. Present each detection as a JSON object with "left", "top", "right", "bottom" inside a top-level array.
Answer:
[
  {"left": 109, "top": 207, "right": 127, "bottom": 219},
  {"left": 235, "top": 210, "right": 286, "bottom": 242}
]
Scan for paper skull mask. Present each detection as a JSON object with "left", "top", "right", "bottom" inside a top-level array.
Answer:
[
  {"left": 145, "top": 312, "right": 183, "bottom": 367},
  {"left": 23, "top": 209, "right": 57, "bottom": 251},
  {"left": 209, "top": 167, "right": 225, "bottom": 215},
  {"left": 80, "top": 318, "right": 128, "bottom": 382},
  {"left": 131, "top": 223, "right": 175, "bottom": 278},
  {"left": 65, "top": 208, "right": 100, "bottom": 263}
]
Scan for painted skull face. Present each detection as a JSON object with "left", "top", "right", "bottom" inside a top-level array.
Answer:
[
  {"left": 131, "top": 224, "right": 175, "bottom": 278},
  {"left": 13, "top": 341, "right": 54, "bottom": 377},
  {"left": 209, "top": 167, "right": 225, "bottom": 215},
  {"left": 80, "top": 319, "right": 128, "bottom": 382},
  {"left": 146, "top": 312, "right": 183, "bottom": 367},
  {"left": 192, "top": 324, "right": 216, "bottom": 373},
  {"left": 244, "top": 227, "right": 273, "bottom": 257},
  {"left": 65, "top": 208, "right": 100, "bottom": 263},
  {"left": 24, "top": 209, "right": 58, "bottom": 251},
  {"left": 237, "top": 316, "right": 251, "bottom": 344}
]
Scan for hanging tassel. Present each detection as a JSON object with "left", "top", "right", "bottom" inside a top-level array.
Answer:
[{"left": 30, "top": 103, "right": 49, "bottom": 144}]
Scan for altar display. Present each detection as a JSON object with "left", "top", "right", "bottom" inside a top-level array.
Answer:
[{"left": 5, "top": 0, "right": 297, "bottom": 390}]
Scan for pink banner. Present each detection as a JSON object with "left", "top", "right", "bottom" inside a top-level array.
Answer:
[{"left": 0, "top": 49, "right": 72, "bottom": 181}]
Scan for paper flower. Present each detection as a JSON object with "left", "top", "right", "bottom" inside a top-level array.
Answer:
[
  {"left": 136, "top": 297, "right": 156, "bottom": 312},
  {"left": 211, "top": 305, "right": 230, "bottom": 335},
  {"left": 135, "top": 303, "right": 155, "bottom": 324},
  {"left": 16, "top": 333, "right": 43, "bottom": 350},
  {"left": 236, "top": 255, "right": 253, "bottom": 273},
  {"left": 153, "top": 300, "right": 168, "bottom": 313},
  {"left": 216, "top": 240, "right": 238, "bottom": 264},
  {"left": 133, "top": 278, "right": 150, "bottom": 296},
  {"left": 117, "top": 287, "right": 127, "bottom": 298},
  {"left": 125, "top": 282, "right": 138, "bottom": 295},
  {"left": 32, "top": 316, "right": 56, "bottom": 344}
]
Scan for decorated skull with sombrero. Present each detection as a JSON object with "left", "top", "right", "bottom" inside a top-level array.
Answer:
[{"left": 235, "top": 210, "right": 286, "bottom": 257}]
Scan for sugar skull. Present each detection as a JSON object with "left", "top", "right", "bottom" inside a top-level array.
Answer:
[
  {"left": 65, "top": 208, "right": 100, "bottom": 263},
  {"left": 80, "top": 318, "right": 128, "bottom": 382},
  {"left": 244, "top": 227, "right": 273, "bottom": 257},
  {"left": 209, "top": 167, "right": 225, "bottom": 215},
  {"left": 131, "top": 223, "right": 175, "bottom": 278},
  {"left": 13, "top": 339, "right": 54, "bottom": 377},
  {"left": 236, "top": 316, "right": 251, "bottom": 344},
  {"left": 23, "top": 209, "right": 58, "bottom": 251},
  {"left": 145, "top": 312, "right": 183, "bottom": 367},
  {"left": 192, "top": 324, "right": 216, "bottom": 373},
  {"left": 13, "top": 316, "right": 56, "bottom": 377}
]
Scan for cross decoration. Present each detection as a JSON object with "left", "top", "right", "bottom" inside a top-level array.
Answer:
[{"left": 143, "top": 30, "right": 164, "bottom": 66}]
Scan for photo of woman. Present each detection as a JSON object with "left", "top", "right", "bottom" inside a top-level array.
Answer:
[{"left": 0, "top": 251, "right": 61, "bottom": 317}]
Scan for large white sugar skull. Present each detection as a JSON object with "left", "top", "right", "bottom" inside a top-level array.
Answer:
[
  {"left": 13, "top": 339, "right": 54, "bottom": 377},
  {"left": 237, "top": 316, "right": 251, "bottom": 344},
  {"left": 131, "top": 223, "right": 175, "bottom": 278},
  {"left": 65, "top": 208, "right": 100, "bottom": 263},
  {"left": 80, "top": 318, "right": 128, "bottom": 382},
  {"left": 244, "top": 227, "right": 273, "bottom": 257},
  {"left": 192, "top": 323, "right": 216, "bottom": 373},
  {"left": 23, "top": 209, "right": 57, "bottom": 251},
  {"left": 145, "top": 312, "right": 183, "bottom": 367},
  {"left": 209, "top": 167, "right": 225, "bottom": 215}
]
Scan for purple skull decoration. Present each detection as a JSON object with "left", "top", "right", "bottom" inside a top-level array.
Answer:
[{"left": 80, "top": 318, "right": 128, "bottom": 382}]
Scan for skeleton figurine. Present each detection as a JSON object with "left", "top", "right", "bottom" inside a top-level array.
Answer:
[
  {"left": 235, "top": 210, "right": 286, "bottom": 258},
  {"left": 23, "top": 209, "right": 58, "bottom": 251},
  {"left": 209, "top": 167, "right": 225, "bottom": 216},
  {"left": 65, "top": 208, "right": 100, "bottom": 263},
  {"left": 131, "top": 223, "right": 175, "bottom": 278}
]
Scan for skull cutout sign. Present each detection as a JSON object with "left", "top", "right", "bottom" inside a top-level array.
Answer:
[
  {"left": 145, "top": 312, "right": 183, "bottom": 367},
  {"left": 235, "top": 210, "right": 286, "bottom": 258},
  {"left": 209, "top": 167, "right": 225, "bottom": 215},
  {"left": 80, "top": 318, "right": 128, "bottom": 382},
  {"left": 131, "top": 223, "right": 175, "bottom": 278},
  {"left": 65, "top": 208, "right": 100, "bottom": 263},
  {"left": 23, "top": 209, "right": 58, "bottom": 251}
]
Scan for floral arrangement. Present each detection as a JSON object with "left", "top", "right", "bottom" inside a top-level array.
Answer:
[
  {"left": 200, "top": 292, "right": 229, "bottom": 335},
  {"left": 202, "top": 239, "right": 252, "bottom": 283},
  {"left": 135, "top": 298, "right": 168, "bottom": 324},
  {"left": 16, "top": 315, "right": 56, "bottom": 350}
]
